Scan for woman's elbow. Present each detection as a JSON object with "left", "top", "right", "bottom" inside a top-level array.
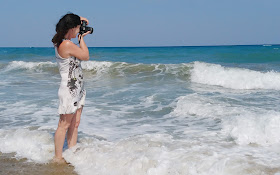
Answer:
[
  {"left": 84, "top": 56, "right": 90, "bottom": 61},
  {"left": 84, "top": 52, "right": 90, "bottom": 60},
  {"left": 80, "top": 54, "right": 90, "bottom": 61}
]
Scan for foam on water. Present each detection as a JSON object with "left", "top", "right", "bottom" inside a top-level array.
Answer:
[
  {"left": 171, "top": 93, "right": 280, "bottom": 146},
  {"left": 64, "top": 134, "right": 234, "bottom": 175},
  {"left": 1, "top": 60, "right": 191, "bottom": 81},
  {"left": 0, "top": 100, "right": 58, "bottom": 129},
  {"left": 3, "top": 61, "right": 56, "bottom": 72},
  {"left": 171, "top": 93, "right": 241, "bottom": 118},
  {"left": 1, "top": 91, "right": 280, "bottom": 174},
  {"left": 81, "top": 61, "right": 113, "bottom": 73},
  {"left": 1, "top": 128, "right": 280, "bottom": 175},
  {"left": 223, "top": 111, "right": 280, "bottom": 146},
  {"left": 0, "top": 129, "right": 53, "bottom": 163},
  {"left": 191, "top": 62, "right": 280, "bottom": 90},
  {"left": 7, "top": 60, "right": 279, "bottom": 89}
]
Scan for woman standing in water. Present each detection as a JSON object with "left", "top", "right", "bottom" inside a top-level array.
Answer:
[{"left": 52, "top": 13, "right": 91, "bottom": 163}]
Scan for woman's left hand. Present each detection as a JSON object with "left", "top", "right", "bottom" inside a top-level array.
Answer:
[
  {"left": 80, "top": 16, "right": 89, "bottom": 25},
  {"left": 78, "top": 30, "right": 92, "bottom": 40}
]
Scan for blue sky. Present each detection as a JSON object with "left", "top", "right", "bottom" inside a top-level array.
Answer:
[{"left": 1, "top": 0, "right": 279, "bottom": 47}]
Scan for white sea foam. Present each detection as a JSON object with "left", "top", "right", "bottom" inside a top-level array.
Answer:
[
  {"left": 63, "top": 133, "right": 280, "bottom": 175},
  {"left": 191, "top": 62, "right": 280, "bottom": 90},
  {"left": 81, "top": 61, "right": 191, "bottom": 79},
  {"left": 81, "top": 60, "right": 113, "bottom": 72},
  {"left": 171, "top": 94, "right": 241, "bottom": 118},
  {"left": 2, "top": 60, "right": 192, "bottom": 80},
  {"left": 0, "top": 100, "right": 58, "bottom": 130},
  {"left": 1, "top": 128, "right": 280, "bottom": 174},
  {"left": 223, "top": 111, "right": 280, "bottom": 146},
  {"left": 0, "top": 129, "right": 53, "bottom": 163},
  {"left": 0, "top": 81, "right": 8, "bottom": 86},
  {"left": 4, "top": 61, "right": 56, "bottom": 72},
  {"left": 62, "top": 134, "right": 243, "bottom": 175},
  {"left": 172, "top": 93, "right": 280, "bottom": 146},
  {"left": 4, "top": 61, "right": 115, "bottom": 75}
]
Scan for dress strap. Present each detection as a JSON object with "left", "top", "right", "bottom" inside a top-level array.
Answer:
[{"left": 62, "top": 39, "right": 71, "bottom": 41}]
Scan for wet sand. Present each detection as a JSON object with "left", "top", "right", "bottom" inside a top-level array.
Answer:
[{"left": 0, "top": 152, "right": 77, "bottom": 175}]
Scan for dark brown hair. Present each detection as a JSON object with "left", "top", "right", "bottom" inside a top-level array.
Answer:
[{"left": 52, "top": 13, "right": 81, "bottom": 47}]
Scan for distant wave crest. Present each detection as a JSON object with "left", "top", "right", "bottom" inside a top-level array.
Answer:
[
  {"left": 191, "top": 62, "right": 280, "bottom": 90},
  {"left": 4, "top": 61, "right": 56, "bottom": 72},
  {"left": 1, "top": 61, "right": 192, "bottom": 80},
  {"left": 4, "top": 61, "right": 280, "bottom": 90}
]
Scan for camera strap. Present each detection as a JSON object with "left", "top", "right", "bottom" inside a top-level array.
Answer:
[{"left": 78, "top": 34, "right": 82, "bottom": 44}]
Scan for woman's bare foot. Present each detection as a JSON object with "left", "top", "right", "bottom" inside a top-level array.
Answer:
[{"left": 52, "top": 157, "right": 67, "bottom": 164}]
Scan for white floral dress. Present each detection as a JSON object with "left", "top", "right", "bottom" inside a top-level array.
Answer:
[{"left": 55, "top": 46, "right": 86, "bottom": 114}]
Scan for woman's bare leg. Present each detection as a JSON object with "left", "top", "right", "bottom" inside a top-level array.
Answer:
[
  {"left": 54, "top": 114, "right": 74, "bottom": 161},
  {"left": 67, "top": 107, "right": 83, "bottom": 148}
]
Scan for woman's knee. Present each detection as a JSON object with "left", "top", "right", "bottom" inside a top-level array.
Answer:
[
  {"left": 58, "top": 115, "right": 73, "bottom": 130},
  {"left": 73, "top": 108, "right": 82, "bottom": 128},
  {"left": 74, "top": 120, "right": 80, "bottom": 128},
  {"left": 58, "top": 121, "right": 71, "bottom": 131}
]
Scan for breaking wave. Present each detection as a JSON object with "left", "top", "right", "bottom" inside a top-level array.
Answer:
[
  {"left": 191, "top": 62, "right": 280, "bottom": 90},
  {"left": 2, "top": 61, "right": 280, "bottom": 90}
]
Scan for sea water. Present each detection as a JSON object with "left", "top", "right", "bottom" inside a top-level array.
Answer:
[{"left": 1, "top": 45, "right": 280, "bottom": 174}]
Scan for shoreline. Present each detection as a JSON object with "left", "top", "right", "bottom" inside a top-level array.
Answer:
[{"left": 0, "top": 152, "right": 77, "bottom": 175}]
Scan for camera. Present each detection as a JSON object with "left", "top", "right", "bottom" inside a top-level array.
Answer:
[{"left": 79, "top": 20, "right": 93, "bottom": 35}]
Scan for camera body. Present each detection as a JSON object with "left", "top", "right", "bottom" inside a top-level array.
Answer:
[{"left": 79, "top": 20, "right": 93, "bottom": 35}]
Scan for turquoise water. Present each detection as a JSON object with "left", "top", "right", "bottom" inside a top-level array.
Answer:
[
  {"left": 1, "top": 45, "right": 280, "bottom": 175},
  {"left": 1, "top": 45, "right": 280, "bottom": 64}
]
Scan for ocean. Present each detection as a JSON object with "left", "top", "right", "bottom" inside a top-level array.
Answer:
[{"left": 0, "top": 45, "right": 280, "bottom": 175}]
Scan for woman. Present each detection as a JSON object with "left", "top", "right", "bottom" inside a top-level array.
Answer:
[{"left": 52, "top": 13, "right": 91, "bottom": 163}]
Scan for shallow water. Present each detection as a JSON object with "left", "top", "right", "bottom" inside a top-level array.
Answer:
[
  {"left": 0, "top": 152, "right": 77, "bottom": 175},
  {"left": 1, "top": 45, "right": 280, "bottom": 175}
]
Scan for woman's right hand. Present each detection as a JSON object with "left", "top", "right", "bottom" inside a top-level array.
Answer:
[
  {"left": 78, "top": 30, "right": 92, "bottom": 43},
  {"left": 81, "top": 30, "right": 92, "bottom": 37},
  {"left": 80, "top": 16, "right": 89, "bottom": 25}
]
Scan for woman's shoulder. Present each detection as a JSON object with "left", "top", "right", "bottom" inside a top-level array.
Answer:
[
  {"left": 58, "top": 40, "right": 75, "bottom": 58},
  {"left": 60, "top": 39, "right": 74, "bottom": 47},
  {"left": 59, "top": 40, "right": 78, "bottom": 52}
]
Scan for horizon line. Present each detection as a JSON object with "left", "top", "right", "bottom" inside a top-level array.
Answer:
[{"left": 0, "top": 43, "right": 279, "bottom": 48}]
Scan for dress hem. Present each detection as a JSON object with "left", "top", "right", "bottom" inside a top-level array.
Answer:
[{"left": 57, "top": 105, "right": 84, "bottom": 115}]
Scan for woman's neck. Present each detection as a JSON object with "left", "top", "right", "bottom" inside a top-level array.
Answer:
[{"left": 64, "top": 33, "right": 72, "bottom": 40}]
